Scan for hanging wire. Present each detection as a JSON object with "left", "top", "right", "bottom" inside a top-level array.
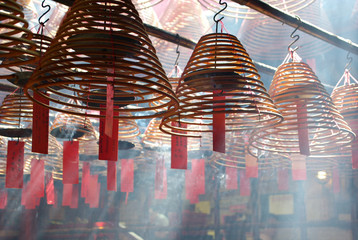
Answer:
[
  {"left": 38, "top": 0, "right": 51, "bottom": 26},
  {"left": 213, "top": 0, "right": 227, "bottom": 33},
  {"left": 344, "top": 52, "right": 353, "bottom": 70},
  {"left": 174, "top": 34, "right": 181, "bottom": 67},
  {"left": 287, "top": 16, "right": 301, "bottom": 52}
]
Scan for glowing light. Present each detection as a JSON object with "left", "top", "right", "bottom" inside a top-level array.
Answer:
[{"left": 316, "top": 171, "right": 327, "bottom": 180}]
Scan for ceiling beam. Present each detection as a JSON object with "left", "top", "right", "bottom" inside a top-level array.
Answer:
[{"left": 232, "top": 0, "right": 358, "bottom": 56}]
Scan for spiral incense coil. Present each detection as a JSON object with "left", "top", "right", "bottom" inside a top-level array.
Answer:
[
  {"left": 198, "top": 0, "right": 314, "bottom": 19},
  {"left": 0, "top": 93, "right": 33, "bottom": 138},
  {"left": 331, "top": 83, "right": 358, "bottom": 122},
  {"left": 50, "top": 109, "right": 96, "bottom": 140},
  {"left": 142, "top": 117, "right": 201, "bottom": 151},
  {"left": 4, "top": 34, "right": 52, "bottom": 87},
  {"left": 0, "top": 0, "right": 38, "bottom": 78},
  {"left": 249, "top": 62, "right": 354, "bottom": 157},
  {"left": 150, "top": 76, "right": 180, "bottom": 112},
  {"left": 160, "top": 33, "right": 282, "bottom": 137},
  {"left": 154, "top": 0, "right": 210, "bottom": 73},
  {"left": 238, "top": 0, "right": 332, "bottom": 61},
  {"left": 24, "top": 0, "right": 178, "bottom": 120},
  {"left": 79, "top": 139, "right": 99, "bottom": 161}
]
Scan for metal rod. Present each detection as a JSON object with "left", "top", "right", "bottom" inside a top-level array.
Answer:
[
  {"left": 232, "top": 0, "right": 358, "bottom": 56},
  {"left": 50, "top": 0, "right": 277, "bottom": 76}
]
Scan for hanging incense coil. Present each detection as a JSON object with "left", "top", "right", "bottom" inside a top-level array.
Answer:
[
  {"left": 249, "top": 62, "right": 354, "bottom": 157},
  {"left": 198, "top": 0, "right": 314, "bottom": 19},
  {"left": 238, "top": 0, "right": 332, "bottom": 61},
  {"left": 0, "top": 93, "right": 33, "bottom": 138},
  {"left": 50, "top": 107, "right": 96, "bottom": 140},
  {"left": 160, "top": 33, "right": 282, "bottom": 137},
  {"left": 24, "top": 0, "right": 178, "bottom": 120},
  {"left": 331, "top": 82, "right": 358, "bottom": 121},
  {"left": 5, "top": 34, "right": 52, "bottom": 87},
  {"left": 154, "top": 0, "right": 211, "bottom": 73},
  {"left": 0, "top": 0, "right": 38, "bottom": 79}
]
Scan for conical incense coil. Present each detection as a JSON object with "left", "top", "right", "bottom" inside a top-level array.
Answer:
[
  {"left": 238, "top": 0, "right": 332, "bottom": 61},
  {"left": 5, "top": 34, "right": 52, "bottom": 87},
  {"left": 331, "top": 83, "right": 358, "bottom": 121},
  {"left": 0, "top": 0, "right": 38, "bottom": 79},
  {"left": 0, "top": 93, "right": 33, "bottom": 138},
  {"left": 142, "top": 117, "right": 201, "bottom": 151},
  {"left": 50, "top": 107, "right": 96, "bottom": 140},
  {"left": 249, "top": 62, "right": 354, "bottom": 156},
  {"left": 24, "top": 0, "right": 178, "bottom": 119},
  {"left": 198, "top": 0, "right": 314, "bottom": 19},
  {"left": 160, "top": 33, "right": 282, "bottom": 137}
]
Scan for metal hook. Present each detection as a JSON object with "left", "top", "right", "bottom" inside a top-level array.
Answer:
[
  {"left": 213, "top": 0, "right": 227, "bottom": 33},
  {"left": 174, "top": 34, "right": 180, "bottom": 67},
  {"left": 38, "top": 0, "right": 51, "bottom": 25},
  {"left": 288, "top": 16, "right": 301, "bottom": 52},
  {"left": 345, "top": 52, "right": 353, "bottom": 70}
]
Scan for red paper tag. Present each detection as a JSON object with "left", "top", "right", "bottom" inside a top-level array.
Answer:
[
  {"left": 193, "top": 159, "right": 205, "bottom": 195},
  {"left": 46, "top": 173, "right": 55, "bottom": 205},
  {"left": 296, "top": 100, "right": 310, "bottom": 156},
  {"left": 185, "top": 169, "right": 199, "bottom": 204},
  {"left": 70, "top": 184, "right": 79, "bottom": 209},
  {"left": 63, "top": 141, "right": 79, "bottom": 184},
  {"left": 352, "top": 141, "right": 358, "bottom": 169},
  {"left": 32, "top": 92, "right": 49, "bottom": 154},
  {"left": 245, "top": 153, "right": 258, "bottom": 178},
  {"left": 62, "top": 184, "right": 73, "bottom": 206},
  {"left": 6, "top": 141, "right": 24, "bottom": 189},
  {"left": 291, "top": 155, "right": 307, "bottom": 181},
  {"left": 239, "top": 170, "right": 251, "bottom": 196},
  {"left": 99, "top": 109, "right": 119, "bottom": 161},
  {"left": 0, "top": 190, "right": 7, "bottom": 209},
  {"left": 332, "top": 168, "right": 340, "bottom": 193},
  {"left": 30, "top": 159, "right": 44, "bottom": 198},
  {"left": 213, "top": 91, "right": 225, "bottom": 153},
  {"left": 22, "top": 183, "right": 37, "bottom": 209},
  {"left": 105, "top": 68, "right": 115, "bottom": 137},
  {"left": 277, "top": 168, "right": 289, "bottom": 191},
  {"left": 121, "top": 159, "right": 134, "bottom": 193},
  {"left": 107, "top": 161, "right": 117, "bottom": 191},
  {"left": 226, "top": 166, "right": 238, "bottom": 190},
  {"left": 88, "top": 175, "right": 100, "bottom": 208},
  {"left": 155, "top": 157, "right": 167, "bottom": 199},
  {"left": 81, "top": 162, "right": 90, "bottom": 198},
  {"left": 171, "top": 122, "right": 188, "bottom": 169}
]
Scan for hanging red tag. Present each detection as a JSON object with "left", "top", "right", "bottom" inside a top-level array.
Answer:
[
  {"left": 155, "top": 156, "right": 167, "bottom": 199},
  {"left": 32, "top": 92, "right": 49, "bottom": 154},
  {"left": 296, "top": 100, "right": 310, "bottom": 156},
  {"left": 213, "top": 91, "right": 226, "bottom": 153},
  {"left": 171, "top": 122, "right": 188, "bottom": 169},
  {"left": 99, "top": 109, "right": 119, "bottom": 161},
  {"left": 63, "top": 141, "right": 79, "bottom": 184},
  {"left": 88, "top": 175, "right": 100, "bottom": 208},
  {"left": 120, "top": 159, "right": 134, "bottom": 193},
  {"left": 46, "top": 173, "right": 55, "bottom": 205},
  {"left": 245, "top": 153, "right": 258, "bottom": 178},
  {"left": 62, "top": 183, "right": 73, "bottom": 206},
  {"left": 239, "top": 170, "right": 251, "bottom": 196},
  {"left": 30, "top": 159, "right": 44, "bottom": 198},
  {"left": 81, "top": 162, "right": 90, "bottom": 198},
  {"left": 347, "top": 120, "right": 358, "bottom": 169},
  {"left": 107, "top": 161, "right": 117, "bottom": 191},
  {"left": 185, "top": 169, "right": 199, "bottom": 204},
  {"left": 226, "top": 166, "right": 238, "bottom": 190},
  {"left": 6, "top": 141, "right": 24, "bottom": 189},
  {"left": 105, "top": 68, "right": 115, "bottom": 137},
  {"left": 0, "top": 190, "right": 7, "bottom": 209},
  {"left": 277, "top": 168, "right": 289, "bottom": 191},
  {"left": 332, "top": 168, "right": 340, "bottom": 193},
  {"left": 192, "top": 159, "right": 205, "bottom": 195},
  {"left": 22, "top": 183, "right": 37, "bottom": 209},
  {"left": 70, "top": 184, "right": 79, "bottom": 209},
  {"left": 291, "top": 154, "right": 307, "bottom": 181}
]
